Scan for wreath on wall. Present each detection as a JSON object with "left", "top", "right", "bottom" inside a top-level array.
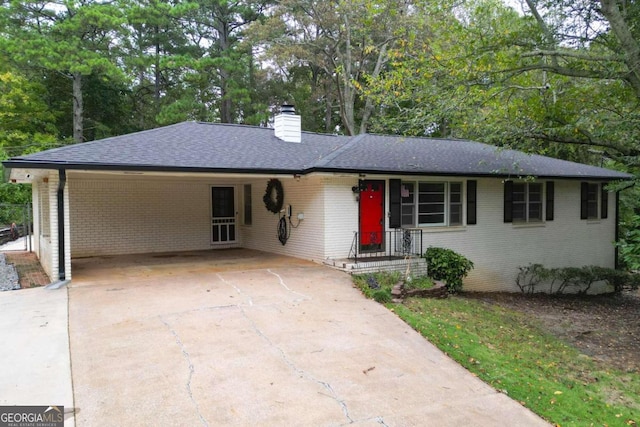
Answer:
[{"left": 263, "top": 178, "right": 284, "bottom": 214}]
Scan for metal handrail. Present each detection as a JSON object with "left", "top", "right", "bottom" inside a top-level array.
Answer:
[{"left": 349, "top": 229, "right": 423, "bottom": 263}]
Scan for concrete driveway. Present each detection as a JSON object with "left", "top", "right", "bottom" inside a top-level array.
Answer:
[{"left": 68, "top": 249, "right": 548, "bottom": 426}]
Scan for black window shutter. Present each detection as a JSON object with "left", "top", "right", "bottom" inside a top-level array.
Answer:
[
  {"left": 601, "top": 182, "right": 608, "bottom": 219},
  {"left": 389, "top": 179, "right": 402, "bottom": 228},
  {"left": 467, "top": 180, "right": 477, "bottom": 225},
  {"left": 580, "top": 182, "right": 588, "bottom": 219},
  {"left": 545, "top": 181, "right": 554, "bottom": 221},
  {"left": 504, "top": 181, "right": 513, "bottom": 223}
]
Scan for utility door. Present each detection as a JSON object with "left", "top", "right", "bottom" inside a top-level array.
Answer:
[
  {"left": 359, "top": 180, "right": 385, "bottom": 252},
  {"left": 211, "top": 186, "right": 236, "bottom": 244}
]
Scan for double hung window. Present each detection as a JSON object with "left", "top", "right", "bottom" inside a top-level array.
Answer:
[
  {"left": 504, "top": 181, "right": 553, "bottom": 223},
  {"left": 512, "top": 182, "right": 542, "bottom": 222},
  {"left": 400, "top": 181, "right": 462, "bottom": 227},
  {"left": 580, "top": 182, "right": 608, "bottom": 220}
]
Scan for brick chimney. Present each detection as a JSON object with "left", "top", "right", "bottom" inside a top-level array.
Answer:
[{"left": 274, "top": 104, "right": 301, "bottom": 143}]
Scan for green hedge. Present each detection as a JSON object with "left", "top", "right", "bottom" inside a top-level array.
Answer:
[{"left": 423, "top": 247, "right": 474, "bottom": 293}]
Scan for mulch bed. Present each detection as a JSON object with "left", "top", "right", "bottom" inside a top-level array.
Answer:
[
  {"left": 461, "top": 290, "right": 640, "bottom": 373},
  {"left": 3, "top": 252, "right": 51, "bottom": 288}
]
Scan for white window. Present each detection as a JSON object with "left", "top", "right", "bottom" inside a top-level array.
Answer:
[
  {"left": 581, "top": 182, "right": 607, "bottom": 220},
  {"left": 401, "top": 181, "right": 463, "bottom": 227},
  {"left": 512, "top": 182, "right": 542, "bottom": 222},
  {"left": 586, "top": 183, "right": 598, "bottom": 219},
  {"left": 243, "top": 184, "right": 252, "bottom": 225}
]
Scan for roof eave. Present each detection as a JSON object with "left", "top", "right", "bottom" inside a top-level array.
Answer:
[
  {"left": 307, "top": 166, "right": 632, "bottom": 181},
  {"left": 2, "top": 159, "right": 305, "bottom": 176},
  {"left": 3, "top": 160, "right": 631, "bottom": 182}
]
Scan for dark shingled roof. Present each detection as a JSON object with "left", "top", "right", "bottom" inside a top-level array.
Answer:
[{"left": 3, "top": 121, "right": 631, "bottom": 180}]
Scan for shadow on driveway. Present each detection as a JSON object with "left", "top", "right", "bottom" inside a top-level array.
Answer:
[{"left": 68, "top": 249, "right": 548, "bottom": 426}]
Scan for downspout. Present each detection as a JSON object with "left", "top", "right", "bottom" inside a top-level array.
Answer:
[
  {"left": 57, "top": 169, "right": 66, "bottom": 280},
  {"left": 47, "top": 169, "right": 70, "bottom": 289},
  {"left": 615, "top": 191, "right": 620, "bottom": 269}
]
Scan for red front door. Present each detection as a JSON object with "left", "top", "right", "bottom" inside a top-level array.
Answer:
[{"left": 359, "top": 180, "right": 384, "bottom": 251}]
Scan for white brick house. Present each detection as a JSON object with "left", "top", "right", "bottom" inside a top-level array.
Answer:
[{"left": 3, "top": 110, "right": 630, "bottom": 292}]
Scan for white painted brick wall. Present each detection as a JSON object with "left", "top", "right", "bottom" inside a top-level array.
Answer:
[
  {"left": 32, "top": 180, "right": 55, "bottom": 280},
  {"left": 243, "top": 175, "right": 326, "bottom": 261},
  {"left": 417, "top": 178, "right": 616, "bottom": 292},
  {"left": 53, "top": 172, "right": 617, "bottom": 293},
  {"left": 323, "top": 177, "right": 360, "bottom": 259},
  {"left": 321, "top": 176, "right": 617, "bottom": 292},
  {"left": 69, "top": 175, "right": 214, "bottom": 256}
]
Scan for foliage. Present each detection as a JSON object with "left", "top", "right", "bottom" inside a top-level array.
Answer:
[
  {"left": 516, "top": 263, "right": 640, "bottom": 294},
  {"left": 2, "top": 0, "right": 640, "bottom": 256},
  {"left": 618, "top": 214, "right": 640, "bottom": 271},
  {"left": 423, "top": 247, "right": 474, "bottom": 293},
  {"left": 404, "top": 275, "right": 434, "bottom": 291},
  {"left": 253, "top": 0, "right": 423, "bottom": 135},
  {"left": 392, "top": 297, "right": 640, "bottom": 425},
  {"left": 353, "top": 271, "right": 401, "bottom": 303}
]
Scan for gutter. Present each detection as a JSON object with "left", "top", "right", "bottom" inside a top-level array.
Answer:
[
  {"left": 45, "top": 169, "right": 70, "bottom": 289},
  {"left": 1, "top": 159, "right": 632, "bottom": 182}
]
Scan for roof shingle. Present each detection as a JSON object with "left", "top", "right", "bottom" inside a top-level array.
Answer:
[{"left": 3, "top": 121, "right": 631, "bottom": 180}]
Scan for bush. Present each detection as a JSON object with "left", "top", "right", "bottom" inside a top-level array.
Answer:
[
  {"left": 515, "top": 263, "right": 640, "bottom": 294},
  {"left": 618, "top": 214, "right": 640, "bottom": 271},
  {"left": 423, "top": 247, "right": 474, "bottom": 293},
  {"left": 515, "top": 263, "right": 550, "bottom": 294}
]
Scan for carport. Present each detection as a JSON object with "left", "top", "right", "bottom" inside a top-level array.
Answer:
[{"left": 67, "top": 249, "right": 547, "bottom": 426}]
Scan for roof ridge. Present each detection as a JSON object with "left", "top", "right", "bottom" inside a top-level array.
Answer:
[{"left": 312, "top": 133, "right": 368, "bottom": 168}]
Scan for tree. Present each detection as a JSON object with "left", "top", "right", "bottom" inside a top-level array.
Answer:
[
  {"left": 257, "top": 0, "right": 412, "bottom": 135},
  {"left": 121, "top": 0, "right": 198, "bottom": 129},
  {"left": 155, "top": 0, "right": 272, "bottom": 125},
  {"left": 0, "top": 64, "right": 58, "bottom": 204},
  {"left": 0, "top": 0, "right": 126, "bottom": 142}
]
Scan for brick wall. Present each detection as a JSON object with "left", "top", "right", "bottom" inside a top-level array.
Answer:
[
  {"left": 68, "top": 174, "right": 213, "bottom": 256},
  {"left": 242, "top": 175, "right": 326, "bottom": 262},
  {"left": 322, "top": 176, "right": 617, "bottom": 292}
]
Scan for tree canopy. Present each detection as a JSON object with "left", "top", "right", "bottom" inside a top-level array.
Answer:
[{"left": 2, "top": 0, "right": 640, "bottom": 244}]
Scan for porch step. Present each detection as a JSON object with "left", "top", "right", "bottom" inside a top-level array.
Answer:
[{"left": 324, "top": 256, "right": 428, "bottom": 277}]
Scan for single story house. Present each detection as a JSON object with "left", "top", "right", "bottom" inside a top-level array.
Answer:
[{"left": 2, "top": 108, "right": 631, "bottom": 291}]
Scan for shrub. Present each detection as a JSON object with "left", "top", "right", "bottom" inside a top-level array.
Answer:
[
  {"left": 515, "top": 264, "right": 640, "bottom": 294},
  {"left": 617, "top": 214, "right": 640, "bottom": 271},
  {"left": 515, "top": 263, "right": 550, "bottom": 294},
  {"left": 423, "top": 247, "right": 474, "bottom": 293}
]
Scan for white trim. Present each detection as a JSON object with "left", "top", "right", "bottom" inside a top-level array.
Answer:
[{"left": 210, "top": 185, "right": 238, "bottom": 245}]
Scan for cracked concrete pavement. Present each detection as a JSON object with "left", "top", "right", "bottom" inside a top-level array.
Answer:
[{"left": 67, "top": 249, "right": 548, "bottom": 426}]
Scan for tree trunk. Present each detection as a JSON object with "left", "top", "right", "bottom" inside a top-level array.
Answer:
[
  {"left": 72, "top": 72, "right": 83, "bottom": 143},
  {"left": 339, "top": 13, "right": 356, "bottom": 135},
  {"left": 219, "top": 70, "right": 233, "bottom": 124},
  {"left": 154, "top": 25, "right": 161, "bottom": 105},
  {"left": 599, "top": 0, "right": 640, "bottom": 98}
]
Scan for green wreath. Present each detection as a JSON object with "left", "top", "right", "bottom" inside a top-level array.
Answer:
[{"left": 263, "top": 178, "right": 284, "bottom": 214}]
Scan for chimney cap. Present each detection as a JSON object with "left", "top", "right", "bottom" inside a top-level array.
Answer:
[{"left": 280, "top": 104, "right": 296, "bottom": 115}]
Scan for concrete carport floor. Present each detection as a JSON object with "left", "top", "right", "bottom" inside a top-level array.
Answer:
[{"left": 68, "top": 249, "right": 548, "bottom": 426}]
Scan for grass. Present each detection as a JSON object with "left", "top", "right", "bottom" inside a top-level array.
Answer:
[
  {"left": 353, "top": 272, "right": 434, "bottom": 303},
  {"left": 386, "top": 296, "right": 640, "bottom": 426}
]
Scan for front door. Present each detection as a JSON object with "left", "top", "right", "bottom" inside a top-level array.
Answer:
[
  {"left": 211, "top": 186, "right": 236, "bottom": 244},
  {"left": 359, "top": 180, "right": 385, "bottom": 252}
]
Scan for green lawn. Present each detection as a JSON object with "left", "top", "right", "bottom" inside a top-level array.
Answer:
[
  {"left": 392, "top": 297, "right": 640, "bottom": 426},
  {"left": 353, "top": 273, "right": 640, "bottom": 426}
]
